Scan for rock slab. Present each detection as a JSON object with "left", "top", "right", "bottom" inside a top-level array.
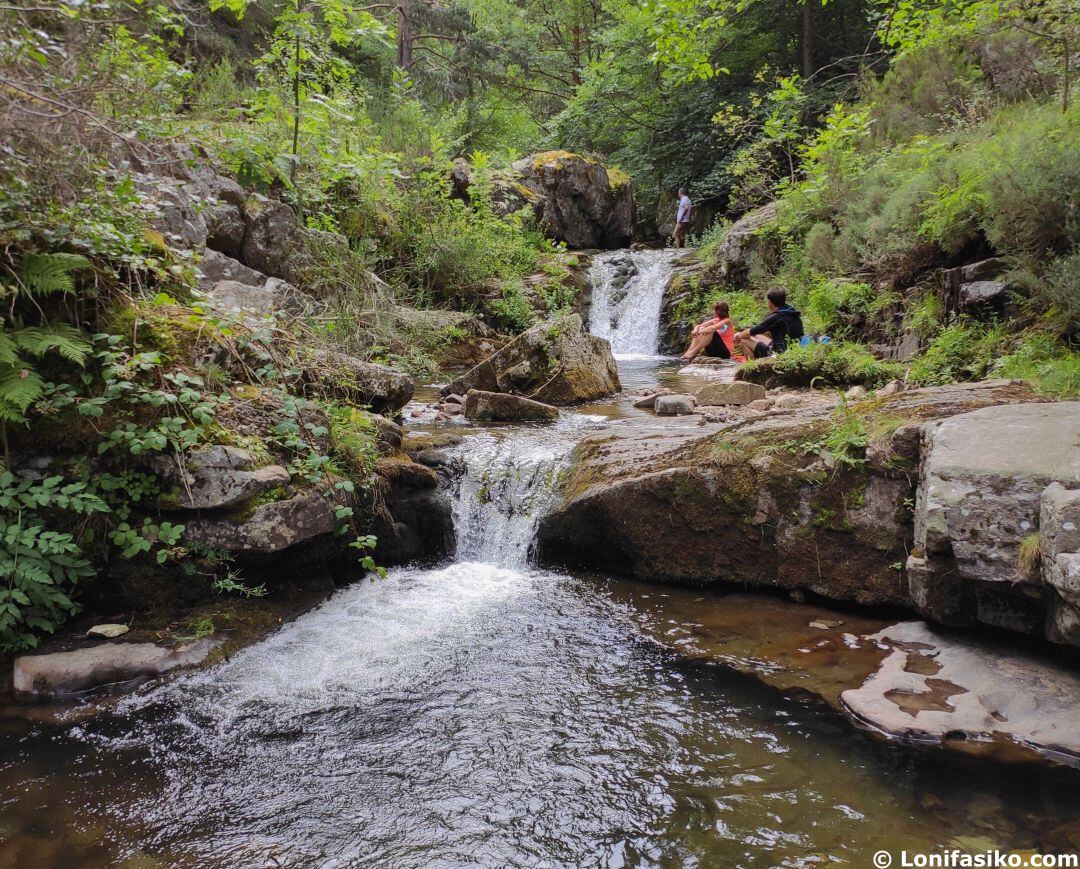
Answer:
[
  {"left": 694, "top": 381, "right": 766, "bottom": 406},
  {"left": 14, "top": 640, "right": 216, "bottom": 696}
]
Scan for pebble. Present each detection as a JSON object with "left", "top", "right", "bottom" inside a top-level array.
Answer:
[{"left": 87, "top": 623, "right": 129, "bottom": 639}]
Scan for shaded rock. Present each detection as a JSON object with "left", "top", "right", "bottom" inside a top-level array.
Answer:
[
  {"left": 654, "top": 394, "right": 696, "bottom": 416},
  {"left": 197, "top": 249, "right": 268, "bottom": 290},
  {"left": 694, "top": 382, "right": 765, "bottom": 406},
  {"left": 443, "top": 313, "right": 620, "bottom": 405},
  {"left": 241, "top": 196, "right": 304, "bottom": 281},
  {"left": 717, "top": 202, "right": 780, "bottom": 285},
  {"left": 841, "top": 621, "right": 1080, "bottom": 763},
  {"left": 463, "top": 389, "right": 559, "bottom": 423},
  {"left": 1041, "top": 483, "right": 1080, "bottom": 645},
  {"left": 303, "top": 349, "right": 414, "bottom": 414},
  {"left": 907, "top": 402, "right": 1080, "bottom": 641},
  {"left": 14, "top": 639, "right": 216, "bottom": 697},
  {"left": 511, "top": 151, "right": 634, "bottom": 249},
  {"left": 960, "top": 280, "right": 1011, "bottom": 310},
  {"left": 205, "top": 201, "right": 245, "bottom": 256},
  {"left": 376, "top": 459, "right": 454, "bottom": 565},
  {"left": 183, "top": 490, "right": 337, "bottom": 555}
]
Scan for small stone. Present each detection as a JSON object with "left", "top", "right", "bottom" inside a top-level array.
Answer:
[
  {"left": 654, "top": 394, "right": 696, "bottom": 416},
  {"left": 747, "top": 399, "right": 771, "bottom": 412},
  {"left": 774, "top": 394, "right": 801, "bottom": 409},
  {"left": 443, "top": 393, "right": 465, "bottom": 405},
  {"left": 878, "top": 379, "right": 902, "bottom": 396},
  {"left": 809, "top": 619, "right": 843, "bottom": 630},
  {"left": 844, "top": 385, "right": 867, "bottom": 401},
  {"left": 632, "top": 389, "right": 672, "bottom": 410},
  {"left": 87, "top": 624, "right": 129, "bottom": 639},
  {"left": 789, "top": 590, "right": 807, "bottom": 603},
  {"left": 410, "top": 409, "right": 424, "bottom": 418}
]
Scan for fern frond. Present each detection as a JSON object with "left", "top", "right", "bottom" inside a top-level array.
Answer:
[
  {"left": 17, "top": 253, "right": 91, "bottom": 296},
  {"left": 13, "top": 326, "right": 91, "bottom": 365},
  {"left": 0, "top": 364, "right": 45, "bottom": 421},
  {"left": 0, "top": 332, "right": 19, "bottom": 367}
]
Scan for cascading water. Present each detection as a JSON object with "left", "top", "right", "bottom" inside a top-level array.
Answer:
[{"left": 587, "top": 249, "right": 680, "bottom": 356}]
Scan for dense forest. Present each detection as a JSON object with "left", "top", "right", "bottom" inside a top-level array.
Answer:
[{"left": 0, "top": 0, "right": 1077, "bottom": 651}]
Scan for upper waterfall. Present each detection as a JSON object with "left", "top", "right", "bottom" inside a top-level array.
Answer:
[{"left": 587, "top": 249, "right": 680, "bottom": 357}]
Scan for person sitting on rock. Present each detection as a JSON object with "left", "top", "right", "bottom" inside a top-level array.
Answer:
[
  {"left": 681, "top": 301, "right": 735, "bottom": 361},
  {"left": 735, "top": 288, "right": 804, "bottom": 359}
]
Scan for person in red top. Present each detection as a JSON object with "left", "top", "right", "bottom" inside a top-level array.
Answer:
[{"left": 680, "top": 301, "right": 736, "bottom": 361}]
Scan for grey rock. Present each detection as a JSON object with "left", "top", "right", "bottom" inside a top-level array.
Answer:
[
  {"left": 152, "top": 445, "right": 290, "bottom": 511},
  {"left": 632, "top": 389, "right": 673, "bottom": 410},
  {"left": 14, "top": 640, "right": 216, "bottom": 697},
  {"left": 241, "top": 196, "right": 304, "bottom": 281},
  {"left": 908, "top": 402, "right": 1080, "bottom": 641},
  {"left": 694, "top": 382, "right": 766, "bottom": 406},
  {"left": 655, "top": 394, "right": 696, "bottom": 416},
  {"left": 463, "top": 389, "right": 559, "bottom": 423},
  {"left": 1040, "top": 483, "right": 1080, "bottom": 645},
  {"left": 960, "top": 280, "right": 1011, "bottom": 308},
  {"left": 205, "top": 201, "right": 246, "bottom": 256},
  {"left": 717, "top": 202, "right": 780, "bottom": 285},
  {"left": 183, "top": 490, "right": 338, "bottom": 554},
  {"left": 197, "top": 249, "right": 268, "bottom": 290},
  {"left": 86, "top": 624, "right": 129, "bottom": 639},
  {"left": 444, "top": 313, "right": 620, "bottom": 405},
  {"left": 303, "top": 349, "right": 415, "bottom": 414},
  {"left": 844, "top": 385, "right": 868, "bottom": 401}
]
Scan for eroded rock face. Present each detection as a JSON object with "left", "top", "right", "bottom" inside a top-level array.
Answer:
[
  {"left": 443, "top": 313, "right": 620, "bottom": 405},
  {"left": 151, "top": 445, "right": 289, "bottom": 511},
  {"left": 537, "top": 380, "right": 1042, "bottom": 609},
  {"left": 14, "top": 639, "right": 216, "bottom": 697},
  {"left": 907, "top": 401, "right": 1080, "bottom": 642},
  {"left": 511, "top": 151, "right": 634, "bottom": 249},
  {"left": 463, "top": 389, "right": 559, "bottom": 423}
]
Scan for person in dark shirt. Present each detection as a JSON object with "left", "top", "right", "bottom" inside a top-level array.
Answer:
[{"left": 734, "top": 287, "right": 804, "bottom": 359}]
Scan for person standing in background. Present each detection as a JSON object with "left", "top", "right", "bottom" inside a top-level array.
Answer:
[{"left": 673, "top": 187, "right": 692, "bottom": 248}]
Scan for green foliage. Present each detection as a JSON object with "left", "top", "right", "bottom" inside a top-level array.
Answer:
[
  {"left": 995, "top": 331, "right": 1080, "bottom": 398},
  {"left": 325, "top": 403, "right": 380, "bottom": 477},
  {"left": 908, "top": 320, "right": 1004, "bottom": 385},
  {"left": 488, "top": 281, "right": 535, "bottom": 333},
  {"left": 743, "top": 341, "right": 902, "bottom": 388}
]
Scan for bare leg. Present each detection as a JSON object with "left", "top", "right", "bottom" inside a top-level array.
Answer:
[
  {"left": 737, "top": 335, "right": 768, "bottom": 359},
  {"left": 682, "top": 332, "right": 712, "bottom": 361}
]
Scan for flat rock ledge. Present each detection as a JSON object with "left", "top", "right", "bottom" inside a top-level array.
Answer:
[
  {"left": 14, "top": 639, "right": 217, "bottom": 697},
  {"left": 841, "top": 622, "right": 1080, "bottom": 765}
]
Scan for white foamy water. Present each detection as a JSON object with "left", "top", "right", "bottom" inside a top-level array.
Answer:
[{"left": 587, "top": 249, "right": 680, "bottom": 355}]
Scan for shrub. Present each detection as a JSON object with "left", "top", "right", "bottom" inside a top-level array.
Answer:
[
  {"left": 738, "top": 341, "right": 901, "bottom": 388},
  {"left": 908, "top": 320, "right": 1003, "bottom": 385},
  {"left": 995, "top": 332, "right": 1080, "bottom": 399},
  {"left": 488, "top": 281, "right": 534, "bottom": 334}
]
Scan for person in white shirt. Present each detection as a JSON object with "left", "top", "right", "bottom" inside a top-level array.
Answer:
[{"left": 673, "top": 188, "right": 692, "bottom": 248}]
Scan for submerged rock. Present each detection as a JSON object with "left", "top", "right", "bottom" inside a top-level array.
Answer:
[
  {"left": 841, "top": 621, "right": 1080, "bottom": 763},
  {"left": 463, "top": 389, "right": 559, "bottom": 423},
  {"left": 443, "top": 313, "right": 620, "bottom": 405},
  {"left": 14, "top": 639, "right": 216, "bottom": 697}
]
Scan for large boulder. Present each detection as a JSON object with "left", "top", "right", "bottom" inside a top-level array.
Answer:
[
  {"left": 241, "top": 196, "right": 305, "bottom": 282},
  {"left": 151, "top": 445, "right": 289, "bottom": 511},
  {"left": 906, "top": 401, "right": 1080, "bottom": 643},
  {"left": 510, "top": 151, "right": 634, "bottom": 249},
  {"left": 302, "top": 349, "right": 415, "bottom": 415},
  {"left": 443, "top": 313, "right": 620, "bottom": 405},
  {"left": 463, "top": 389, "right": 559, "bottom": 423},
  {"left": 716, "top": 201, "right": 780, "bottom": 286}
]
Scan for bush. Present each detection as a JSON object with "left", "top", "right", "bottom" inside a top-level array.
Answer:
[
  {"left": 996, "top": 332, "right": 1080, "bottom": 398},
  {"left": 488, "top": 281, "right": 534, "bottom": 334},
  {"left": 738, "top": 341, "right": 901, "bottom": 389},
  {"left": 908, "top": 320, "right": 1003, "bottom": 385}
]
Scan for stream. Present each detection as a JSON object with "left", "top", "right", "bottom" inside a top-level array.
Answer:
[{"left": 0, "top": 254, "right": 1078, "bottom": 867}]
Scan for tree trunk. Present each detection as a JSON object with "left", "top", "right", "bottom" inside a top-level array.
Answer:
[
  {"left": 397, "top": 0, "right": 414, "bottom": 68},
  {"left": 571, "top": 22, "right": 582, "bottom": 86},
  {"left": 801, "top": 0, "right": 814, "bottom": 79}
]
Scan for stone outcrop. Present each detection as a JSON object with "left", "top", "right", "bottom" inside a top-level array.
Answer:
[
  {"left": 463, "top": 389, "right": 559, "bottom": 423},
  {"left": 906, "top": 401, "right": 1080, "bottom": 644},
  {"left": 941, "top": 257, "right": 1016, "bottom": 315},
  {"left": 716, "top": 201, "right": 780, "bottom": 285},
  {"left": 14, "top": 639, "right": 216, "bottom": 697},
  {"left": 537, "top": 380, "right": 1043, "bottom": 611},
  {"left": 443, "top": 313, "right": 620, "bottom": 405},
  {"left": 152, "top": 445, "right": 289, "bottom": 511},
  {"left": 510, "top": 152, "right": 634, "bottom": 249},
  {"left": 183, "top": 490, "right": 338, "bottom": 555},
  {"left": 302, "top": 349, "right": 415, "bottom": 415}
]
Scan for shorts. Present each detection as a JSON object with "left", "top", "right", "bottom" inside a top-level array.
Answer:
[{"left": 704, "top": 332, "right": 732, "bottom": 359}]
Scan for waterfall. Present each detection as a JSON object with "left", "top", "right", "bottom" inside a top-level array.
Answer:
[
  {"left": 587, "top": 249, "right": 680, "bottom": 356},
  {"left": 445, "top": 419, "right": 591, "bottom": 567}
]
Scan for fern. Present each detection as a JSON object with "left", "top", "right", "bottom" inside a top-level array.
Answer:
[{"left": 17, "top": 253, "right": 91, "bottom": 295}]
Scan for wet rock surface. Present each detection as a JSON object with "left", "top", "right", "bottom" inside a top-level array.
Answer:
[{"left": 14, "top": 639, "right": 217, "bottom": 697}]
